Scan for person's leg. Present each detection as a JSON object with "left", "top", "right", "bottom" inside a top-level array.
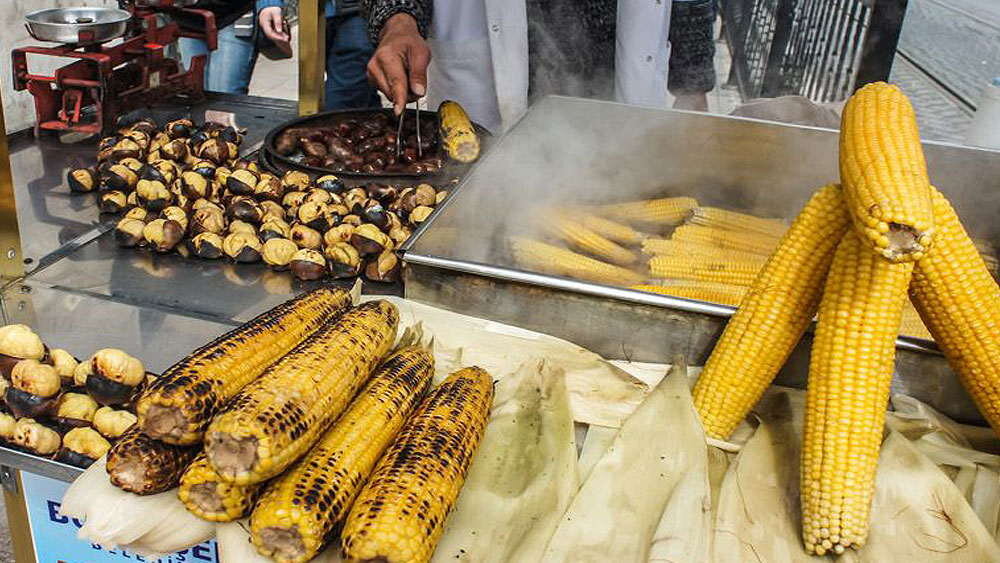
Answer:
[
  {"left": 177, "top": 36, "right": 210, "bottom": 74},
  {"left": 203, "top": 23, "right": 258, "bottom": 94},
  {"left": 324, "top": 14, "right": 381, "bottom": 110},
  {"left": 669, "top": 0, "right": 718, "bottom": 111}
]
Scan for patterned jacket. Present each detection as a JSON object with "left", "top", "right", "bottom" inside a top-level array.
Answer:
[{"left": 360, "top": 0, "right": 433, "bottom": 43}]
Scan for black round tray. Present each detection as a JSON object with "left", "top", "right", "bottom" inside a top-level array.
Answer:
[{"left": 261, "top": 107, "right": 490, "bottom": 181}]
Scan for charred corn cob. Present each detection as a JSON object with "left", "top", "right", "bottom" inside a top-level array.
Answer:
[
  {"left": 542, "top": 216, "right": 638, "bottom": 266},
  {"left": 342, "top": 367, "right": 494, "bottom": 563},
  {"left": 642, "top": 238, "right": 771, "bottom": 265},
  {"left": 910, "top": 187, "right": 1000, "bottom": 434},
  {"left": 179, "top": 452, "right": 261, "bottom": 522},
  {"left": 578, "top": 213, "right": 644, "bottom": 245},
  {"left": 629, "top": 283, "right": 748, "bottom": 307},
  {"left": 137, "top": 288, "right": 351, "bottom": 445},
  {"left": 510, "top": 237, "right": 644, "bottom": 285},
  {"left": 670, "top": 224, "right": 780, "bottom": 255},
  {"left": 594, "top": 197, "right": 698, "bottom": 226},
  {"left": 692, "top": 184, "right": 851, "bottom": 439},
  {"left": 688, "top": 207, "right": 788, "bottom": 238},
  {"left": 438, "top": 100, "right": 480, "bottom": 163},
  {"left": 250, "top": 347, "right": 434, "bottom": 563},
  {"left": 206, "top": 300, "right": 399, "bottom": 485},
  {"left": 106, "top": 424, "right": 200, "bottom": 495},
  {"left": 648, "top": 256, "right": 764, "bottom": 287},
  {"left": 839, "top": 82, "right": 933, "bottom": 262},
  {"left": 801, "top": 231, "right": 914, "bottom": 555}
]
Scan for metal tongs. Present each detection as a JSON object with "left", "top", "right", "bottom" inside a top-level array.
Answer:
[{"left": 395, "top": 101, "right": 423, "bottom": 160}]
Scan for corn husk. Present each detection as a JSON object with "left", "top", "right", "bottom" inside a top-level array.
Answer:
[
  {"left": 215, "top": 520, "right": 343, "bottom": 563},
  {"left": 60, "top": 456, "right": 213, "bottom": 556},
  {"left": 542, "top": 357, "right": 703, "bottom": 562},
  {"left": 577, "top": 424, "right": 617, "bottom": 485},
  {"left": 432, "top": 360, "right": 578, "bottom": 562}
]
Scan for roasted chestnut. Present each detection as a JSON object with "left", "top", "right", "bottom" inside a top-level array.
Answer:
[
  {"left": 351, "top": 223, "right": 390, "bottom": 256},
  {"left": 254, "top": 174, "right": 285, "bottom": 201},
  {"left": 126, "top": 190, "right": 139, "bottom": 208},
  {"left": 409, "top": 205, "right": 434, "bottom": 225},
  {"left": 54, "top": 393, "right": 98, "bottom": 427},
  {"left": 217, "top": 126, "right": 244, "bottom": 145},
  {"left": 72, "top": 360, "right": 91, "bottom": 388},
  {"left": 223, "top": 232, "right": 263, "bottom": 262},
  {"left": 323, "top": 223, "right": 355, "bottom": 246},
  {"left": 104, "top": 163, "right": 139, "bottom": 192},
  {"left": 193, "top": 198, "right": 224, "bottom": 213},
  {"left": 67, "top": 168, "right": 98, "bottom": 193},
  {"left": 142, "top": 218, "right": 184, "bottom": 252},
  {"left": 148, "top": 131, "right": 171, "bottom": 153},
  {"left": 215, "top": 166, "right": 233, "bottom": 187},
  {"left": 190, "top": 159, "right": 217, "bottom": 179},
  {"left": 165, "top": 118, "right": 195, "bottom": 139},
  {"left": 232, "top": 159, "right": 260, "bottom": 174},
  {"left": 262, "top": 238, "right": 298, "bottom": 270},
  {"left": 112, "top": 137, "right": 143, "bottom": 160},
  {"left": 289, "top": 249, "right": 327, "bottom": 281},
  {"left": 315, "top": 174, "right": 346, "bottom": 194},
  {"left": 436, "top": 190, "right": 449, "bottom": 204},
  {"left": 136, "top": 179, "right": 173, "bottom": 211},
  {"left": 123, "top": 207, "right": 149, "bottom": 222},
  {"left": 301, "top": 141, "right": 328, "bottom": 159},
  {"left": 304, "top": 188, "right": 333, "bottom": 205},
  {"left": 228, "top": 220, "right": 257, "bottom": 236},
  {"left": 190, "top": 232, "right": 224, "bottom": 259},
  {"left": 365, "top": 183, "right": 397, "bottom": 204},
  {"left": 93, "top": 406, "right": 137, "bottom": 439},
  {"left": 281, "top": 170, "right": 311, "bottom": 191},
  {"left": 365, "top": 250, "right": 401, "bottom": 282},
  {"left": 86, "top": 348, "right": 145, "bottom": 406},
  {"left": 413, "top": 184, "right": 437, "bottom": 207},
  {"left": 7, "top": 360, "right": 61, "bottom": 418},
  {"left": 13, "top": 418, "right": 61, "bottom": 455},
  {"left": 49, "top": 349, "right": 78, "bottom": 385},
  {"left": 115, "top": 217, "right": 146, "bottom": 247},
  {"left": 260, "top": 200, "right": 285, "bottom": 223},
  {"left": 0, "top": 412, "right": 14, "bottom": 442},
  {"left": 227, "top": 168, "right": 259, "bottom": 196},
  {"left": 324, "top": 242, "right": 362, "bottom": 278},
  {"left": 260, "top": 217, "right": 292, "bottom": 241},
  {"left": 227, "top": 196, "right": 264, "bottom": 224},
  {"left": 125, "top": 118, "right": 158, "bottom": 136},
  {"left": 179, "top": 170, "right": 211, "bottom": 199},
  {"left": 0, "top": 325, "right": 45, "bottom": 379},
  {"left": 274, "top": 131, "right": 299, "bottom": 156},
  {"left": 388, "top": 225, "right": 413, "bottom": 245},
  {"left": 99, "top": 191, "right": 128, "bottom": 214},
  {"left": 161, "top": 206, "right": 190, "bottom": 232},
  {"left": 290, "top": 224, "right": 322, "bottom": 250},
  {"left": 297, "top": 201, "right": 332, "bottom": 231},
  {"left": 345, "top": 187, "right": 368, "bottom": 202},
  {"left": 160, "top": 138, "right": 189, "bottom": 162},
  {"left": 361, "top": 200, "right": 390, "bottom": 228},
  {"left": 282, "top": 190, "right": 308, "bottom": 209},
  {"left": 56, "top": 427, "right": 110, "bottom": 468},
  {"left": 125, "top": 129, "right": 151, "bottom": 151},
  {"left": 197, "top": 138, "right": 238, "bottom": 164},
  {"left": 188, "top": 207, "right": 225, "bottom": 236}
]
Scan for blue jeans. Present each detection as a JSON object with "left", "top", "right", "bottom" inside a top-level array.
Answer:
[
  {"left": 178, "top": 23, "right": 257, "bottom": 95},
  {"left": 325, "top": 14, "right": 380, "bottom": 110}
]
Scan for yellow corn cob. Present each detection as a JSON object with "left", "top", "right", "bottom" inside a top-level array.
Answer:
[
  {"left": 899, "top": 302, "right": 933, "bottom": 341},
  {"left": 801, "top": 230, "right": 914, "bottom": 555},
  {"left": 629, "top": 283, "right": 748, "bottom": 307},
  {"left": 594, "top": 197, "right": 698, "bottom": 225},
  {"left": 438, "top": 100, "right": 480, "bottom": 163},
  {"left": 641, "top": 238, "right": 772, "bottom": 265},
  {"left": 577, "top": 213, "right": 644, "bottom": 245},
  {"left": 178, "top": 452, "right": 261, "bottom": 522},
  {"left": 510, "top": 237, "right": 644, "bottom": 285},
  {"left": 688, "top": 207, "right": 789, "bottom": 238},
  {"left": 839, "top": 82, "right": 933, "bottom": 262},
  {"left": 106, "top": 424, "right": 200, "bottom": 495},
  {"left": 137, "top": 287, "right": 351, "bottom": 445},
  {"left": 648, "top": 256, "right": 762, "bottom": 286},
  {"left": 250, "top": 347, "right": 434, "bottom": 563},
  {"left": 910, "top": 187, "right": 1000, "bottom": 435},
  {"left": 692, "top": 184, "right": 851, "bottom": 439},
  {"left": 206, "top": 301, "right": 399, "bottom": 485},
  {"left": 542, "top": 216, "right": 638, "bottom": 266},
  {"left": 341, "top": 367, "right": 494, "bottom": 563},
  {"left": 670, "top": 224, "right": 780, "bottom": 255}
]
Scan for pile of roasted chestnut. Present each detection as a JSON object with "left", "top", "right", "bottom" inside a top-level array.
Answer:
[
  {"left": 0, "top": 324, "right": 150, "bottom": 468},
  {"left": 273, "top": 112, "right": 444, "bottom": 175}
]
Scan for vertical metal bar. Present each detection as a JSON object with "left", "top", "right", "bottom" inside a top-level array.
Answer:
[
  {"left": 853, "top": 0, "right": 909, "bottom": 90},
  {"left": 0, "top": 91, "right": 24, "bottom": 281},
  {"left": 298, "top": 0, "right": 327, "bottom": 115},
  {"left": 761, "top": 0, "right": 796, "bottom": 97},
  {"left": 801, "top": 0, "right": 838, "bottom": 99},
  {"left": 2, "top": 468, "right": 36, "bottom": 563}
]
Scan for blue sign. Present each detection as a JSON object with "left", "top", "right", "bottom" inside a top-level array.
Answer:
[{"left": 21, "top": 471, "right": 218, "bottom": 563}]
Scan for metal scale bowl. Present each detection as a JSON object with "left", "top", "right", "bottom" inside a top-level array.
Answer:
[{"left": 24, "top": 7, "right": 132, "bottom": 45}]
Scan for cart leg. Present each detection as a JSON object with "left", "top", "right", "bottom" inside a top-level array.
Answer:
[
  {"left": 0, "top": 90, "right": 26, "bottom": 281},
  {"left": 299, "top": 0, "right": 327, "bottom": 116},
  {"left": 1, "top": 468, "right": 36, "bottom": 563}
]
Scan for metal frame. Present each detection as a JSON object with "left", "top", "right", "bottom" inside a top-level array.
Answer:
[{"left": 298, "top": 0, "right": 326, "bottom": 115}]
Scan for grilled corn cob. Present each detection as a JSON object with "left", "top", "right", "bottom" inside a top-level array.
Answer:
[
  {"left": 641, "top": 238, "right": 771, "bottom": 264},
  {"left": 342, "top": 367, "right": 494, "bottom": 563},
  {"left": 629, "top": 283, "right": 748, "bottom": 307},
  {"left": 250, "top": 347, "right": 434, "bottom": 563},
  {"left": 801, "top": 230, "right": 914, "bottom": 555},
  {"left": 670, "top": 224, "right": 780, "bottom": 255},
  {"left": 648, "top": 255, "right": 764, "bottom": 287},
  {"left": 438, "top": 100, "right": 480, "bottom": 163},
  {"left": 688, "top": 207, "right": 788, "bottom": 238},
  {"left": 106, "top": 424, "right": 200, "bottom": 495},
  {"left": 839, "top": 82, "right": 933, "bottom": 262},
  {"left": 510, "top": 237, "right": 644, "bottom": 285},
  {"left": 179, "top": 452, "right": 261, "bottom": 522},
  {"left": 137, "top": 287, "right": 351, "bottom": 445},
  {"left": 206, "top": 300, "right": 399, "bottom": 485},
  {"left": 594, "top": 197, "right": 698, "bottom": 226},
  {"left": 578, "top": 213, "right": 644, "bottom": 245},
  {"left": 910, "top": 187, "right": 1000, "bottom": 434},
  {"left": 542, "top": 216, "right": 638, "bottom": 266},
  {"left": 692, "top": 184, "right": 851, "bottom": 439}
]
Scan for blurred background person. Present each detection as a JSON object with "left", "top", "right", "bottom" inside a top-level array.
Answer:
[
  {"left": 669, "top": 0, "right": 718, "bottom": 111},
  {"left": 172, "top": 0, "right": 262, "bottom": 94},
  {"left": 258, "top": 0, "right": 381, "bottom": 109}
]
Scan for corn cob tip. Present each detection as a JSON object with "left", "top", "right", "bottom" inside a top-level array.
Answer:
[
  {"left": 183, "top": 483, "right": 226, "bottom": 515},
  {"left": 139, "top": 404, "right": 188, "bottom": 442},
  {"left": 881, "top": 222, "right": 929, "bottom": 262},
  {"left": 255, "top": 527, "right": 307, "bottom": 562},
  {"left": 205, "top": 432, "right": 256, "bottom": 479}
]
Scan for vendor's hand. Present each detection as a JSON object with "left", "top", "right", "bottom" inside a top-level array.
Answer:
[
  {"left": 259, "top": 6, "right": 290, "bottom": 43},
  {"left": 367, "top": 14, "right": 431, "bottom": 115}
]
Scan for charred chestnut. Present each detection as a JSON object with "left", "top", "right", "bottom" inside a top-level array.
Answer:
[
  {"left": 282, "top": 190, "right": 308, "bottom": 209},
  {"left": 197, "top": 138, "right": 238, "bottom": 164},
  {"left": 365, "top": 183, "right": 397, "bottom": 203},
  {"left": 361, "top": 200, "right": 390, "bottom": 228},
  {"left": 231, "top": 160, "right": 260, "bottom": 174},
  {"left": 56, "top": 427, "right": 110, "bottom": 468},
  {"left": 112, "top": 137, "right": 143, "bottom": 160},
  {"left": 215, "top": 166, "right": 233, "bottom": 187},
  {"left": 93, "top": 406, "right": 137, "bottom": 439},
  {"left": 136, "top": 179, "right": 173, "bottom": 211},
  {"left": 223, "top": 232, "right": 263, "bottom": 263},
  {"left": 290, "top": 224, "right": 322, "bottom": 250},
  {"left": 114, "top": 217, "right": 146, "bottom": 248},
  {"left": 254, "top": 174, "right": 285, "bottom": 201},
  {"left": 323, "top": 223, "right": 355, "bottom": 246},
  {"left": 67, "top": 168, "right": 98, "bottom": 193},
  {"left": 54, "top": 393, "right": 98, "bottom": 427},
  {"left": 86, "top": 349, "right": 144, "bottom": 406},
  {"left": 227, "top": 196, "right": 264, "bottom": 224},
  {"left": 262, "top": 238, "right": 298, "bottom": 270},
  {"left": 142, "top": 218, "right": 184, "bottom": 252},
  {"left": 351, "top": 223, "right": 390, "bottom": 256},
  {"left": 227, "top": 168, "right": 259, "bottom": 196},
  {"left": 289, "top": 249, "right": 327, "bottom": 281},
  {"left": 13, "top": 418, "right": 61, "bottom": 455},
  {"left": 7, "top": 360, "right": 61, "bottom": 418},
  {"left": 125, "top": 130, "right": 151, "bottom": 151},
  {"left": 99, "top": 191, "right": 128, "bottom": 214},
  {"left": 159, "top": 138, "right": 189, "bottom": 162},
  {"left": 126, "top": 190, "right": 139, "bottom": 208},
  {"left": 260, "top": 217, "right": 292, "bottom": 241},
  {"left": 190, "top": 232, "right": 225, "bottom": 259},
  {"left": 161, "top": 206, "right": 189, "bottom": 232},
  {"left": 191, "top": 206, "right": 226, "bottom": 235},
  {"left": 281, "top": 170, "right": 311, "bottom": 191},
  {"left": 104, "top": 163, "right": 139, "bottom": 192},
  {"left": 165, "top": 118, "right": 195, "bottom": 139},
  {"left": 190, "top": 159, "right": 217, "bottom": 179},
  {"left": 297, "top": 201, "right": 332, "bottom": 231},
  {"left": 315, "top": 174, "right": 346, "bottom": 194},
  {"left": 301, "top": 141, "right": 328, "bottom": 159},
  {"left": 217, "top": 126, "right": 244, "bottom": 145},
  {"left": 324, "top": 242, "right": 362, "bottom": 279},
  {"left": 409, "top": 205, "right": 434, "bottom": 225},
  {"left": 180, "top": 170, "right": 211, "bottom": 199},
  {"left": 365, "top": 250, "right": 401, "bottom": 282}
]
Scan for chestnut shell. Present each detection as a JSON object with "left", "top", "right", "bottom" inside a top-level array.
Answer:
[
  {"left": 5, "top": 387, "right": 58, "bottom": 419},
  {"left": 85, "top": 372, "right": 136, "bottom": 406}
]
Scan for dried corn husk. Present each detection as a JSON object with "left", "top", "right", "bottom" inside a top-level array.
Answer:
[
  {"left": 577, "top": 424, "right": 617, "bottom": 485},
  {"left": 432, "top": 361, "right": 578, "bottom": 562}
]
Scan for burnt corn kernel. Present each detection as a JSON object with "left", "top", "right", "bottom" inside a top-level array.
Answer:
[
  {"left": 179, "top": 452, "right": 262, "bottom": 522},
  {"left": 106, "top": 424, "right": 200, "bottom": 495}
]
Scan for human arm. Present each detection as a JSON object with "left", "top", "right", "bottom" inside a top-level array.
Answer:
[
  {"left": 359, "top": 1, "right": 433, "bottom": 114},
  {"left": 257, "top": 0, "right": 290, "bottom": 43}
]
